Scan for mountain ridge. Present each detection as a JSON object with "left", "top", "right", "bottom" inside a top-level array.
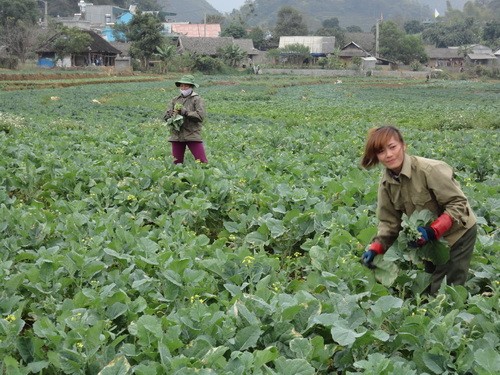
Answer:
[{"left": 45, "top": 0, "right": 469, "bottom": 31}]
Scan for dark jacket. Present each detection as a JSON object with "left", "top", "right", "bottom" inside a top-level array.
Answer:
[{"left": 164, "top": 92, "right": 206, "bottom": 142}]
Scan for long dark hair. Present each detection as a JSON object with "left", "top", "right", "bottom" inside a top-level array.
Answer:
[{"left": 361, "top": 126, "right": 405, "bottom": 169}]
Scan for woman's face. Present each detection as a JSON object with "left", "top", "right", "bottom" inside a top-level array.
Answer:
[
  {"left": 179, "top": 83, "right": 192, "bottom": 90},
  {"left": 376, "top": 136, "right": 405, "bottom": 173}
]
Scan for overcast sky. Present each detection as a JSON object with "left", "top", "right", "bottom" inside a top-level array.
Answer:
[{"left": 206, "top": 0, "right": 247, "bottom": 13}]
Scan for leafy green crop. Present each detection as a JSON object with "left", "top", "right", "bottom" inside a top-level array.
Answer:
[
  {"left": 373, "top": 210, "right": 451, "bottom": 292},
  {"left": 0, "top": 74, "right": 498, "bottom": 374}
]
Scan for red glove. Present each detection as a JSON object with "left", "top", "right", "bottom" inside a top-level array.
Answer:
[
  {"left": 429, "top": 213, "right": 453, "bottom": 239},
  {"left": 361, "top": 241, "right": 384, "bottom": 268},
  {"left": 415, "top": 213, "right": 453, "bottom": 247}
]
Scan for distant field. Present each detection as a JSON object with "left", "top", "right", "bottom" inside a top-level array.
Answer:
[{"left": 0, "top": 73, "right": 498, "bottom": 374}]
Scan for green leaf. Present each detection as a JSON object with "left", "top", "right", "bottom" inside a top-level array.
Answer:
[
  {"left": 244, "top": 231, "right": 268, "bottom": 246},
  {"left": 419, "top": 240, "right": 450, "bottom": 265},
  {"left": 289, "top": 338, "right": 313, "bottom": 359},
  {"left": 3, "top": 356, "right": 23, "bottom": 375},
  {"left": 98, "top": 355, "right": 131, "bottom": 375},
  {"left": 106, "top": 302, "right": 128, "bottom": 320},
  {"left": 231, "top": 325, "right": 262, "bottom": 351},
  {"left": 422, "top": 352, "right": 446, "bottom": 374},
  {"left": 254, "top": 346, "right": 279, "bottom": 368},
  {"left": 201, "top": 346, "right": 229, "bottom": 368},
  {"left": 373, "top": 256, "right": 399, "bottom": 286},
  {"left": 371, "top": 295, "right": 404, "bottom": 317},
  {"left": 27, "top": 361, "right": 50, "bottom": 372},
  {"left": 475, "top": 348, "right": 500, "bottom": 373},
  {"left": 331, "top": 325, "right": 365, "bottom": 346},
  {"left": 273, "top": 357, "right": 316, "bottom": 375}
]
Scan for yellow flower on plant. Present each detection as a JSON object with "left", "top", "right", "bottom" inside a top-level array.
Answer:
[
  {"left": 242, "top": 256, "right": 255, "bottom": 265},
  {"left": 5, "top": 315, "right": 16, "bottom": 322}
]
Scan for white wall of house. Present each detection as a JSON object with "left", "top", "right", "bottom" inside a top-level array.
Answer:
[{"left": 279, "top": 36, "right": 336, "bottom": 54}]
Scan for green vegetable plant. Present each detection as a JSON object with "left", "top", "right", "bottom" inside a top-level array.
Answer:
[
  {"left": 166, "top": 103, "right": 184, "bottom": 131},
  {"left": 373, "top": 210, "right": 450, "bottom": 295}
]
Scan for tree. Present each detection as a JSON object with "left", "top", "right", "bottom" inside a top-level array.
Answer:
[
  {"left": 482, "top": 20, "right": 500, "bottom": 46},
  {"left": 248, "top": 27, "right": 265, "bottom": 50},
  {"left": 404, "top": 20, "right": 424, "bottom": 34},
  {"left": 274, "top": 6, "right": 308, "bottom": 38},
  {"left": 315, "top": 17, "right": 345, "bottom": 46},
  {"left": 0, "top": 0, "right": 38, "bottom": 26},
  {"left": 322, "top": 18, "right": 340, "bottom": 29},
  {"left": 346, "top": 25, "right": 363, "bottom": 32},
  {"left": 206, "top": 14, "right": 225, "bottom": 24},
  {"left": 379, "top": 21, "right": 427, "bottom": 64},
  {"left": 119, "top": 11, "right": 164, "bottom": 69},
  {"left": 422, "top": 17, "right": 480, "bottom": 47},
  {"left": 0, "top": 19, "right": 41, "bottom": 62},
  {"left": 52, "top": 26, "right": 93, "bottom": 66},
  {"left": 280, "top": 43, "right": 310, "bottom": 65},
  {"left": 221, "top": 22, "right": 247, "bottom": 39}
]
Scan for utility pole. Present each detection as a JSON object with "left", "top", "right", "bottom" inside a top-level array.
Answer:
[
  {"left": 38, "top": 0, "right": 48, "bottom": 28},
  {"left": 375, "top": 17, "right": 380, "bottom": 58}
]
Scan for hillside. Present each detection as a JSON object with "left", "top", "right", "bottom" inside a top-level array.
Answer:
[
  {"left": 45, "top": 0, "right": 219, "bottom": 22},
  {"left": 44, "top": 0, "right": 470, "bottom": 31},
  {"left": 419, "top": 0, "right": 468, "bottom": 14},
  {"left": 238, "top": 0, "right": 435, "bottom": 31},
  {"left": 157, "top": 0, "right": 220, "bottom": 23}
]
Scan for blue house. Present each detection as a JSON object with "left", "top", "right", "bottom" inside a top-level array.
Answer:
[{"left": 101, "top": 11, "right": 133, "bottom": 42}]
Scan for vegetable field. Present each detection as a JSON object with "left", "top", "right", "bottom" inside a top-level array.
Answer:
[{"left": 0, "top": 73, "right": 499, "bottom": 374}]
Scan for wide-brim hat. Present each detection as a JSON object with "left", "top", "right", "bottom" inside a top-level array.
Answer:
[{"left": 175, "top": 75, "right": 199, "bottom": 88}]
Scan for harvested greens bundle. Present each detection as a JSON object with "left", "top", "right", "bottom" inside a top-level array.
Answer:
[{"left": 166, "top": 103, "right": 184, "bottom": 131}]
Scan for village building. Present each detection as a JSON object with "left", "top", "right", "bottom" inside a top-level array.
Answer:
[
  {"left": 278, "top": 36, "right": 336, "bottom": 57},
  {"left": 177, "top": 36, "right": 260, "bottom": 64},
  {"left": 168, "top": 23, "right": 221, "bottom": 38},
  {"left": 37, "top": 29, "right": 121, "bottom": 68}
]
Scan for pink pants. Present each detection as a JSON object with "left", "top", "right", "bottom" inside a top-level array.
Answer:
[{"left": 171, "top": 141, "right": 208, "bottom": 164}]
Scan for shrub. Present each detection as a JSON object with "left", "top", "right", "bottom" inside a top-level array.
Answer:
[
  {"left": 193, "top": 55, "right": 225, "bottom": 74},
  {"left": 0, "top": 56, "right": 19, "bottom": 70}
]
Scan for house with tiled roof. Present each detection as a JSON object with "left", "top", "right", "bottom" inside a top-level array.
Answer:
[
  {"left": 338, "top": 42, "right": 388, "bottom": 69},
  {"left": 37, "top": 29, "right": 121, "bottom": 68},
  {"left": 424, "top": 44, "right": 497, "bottom": 68},
  {"left": 177, "top": 37, "right": 260, "bottom": 63},
  {"left": 344, "top": 32, "right": 375, "bottom": 54},
  {"left": 465, "top": 44, "right": 497, "bottom": 66},
  {"left": 170, "top": 23, "right": 221, "bottom": 38},
  {"left": 424, "top": 46, "right": 464, "bottom": 68}
]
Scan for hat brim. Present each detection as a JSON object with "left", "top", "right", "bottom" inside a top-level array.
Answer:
[{"left": 175, "top": 81, "right": 198, "bottom": 88}]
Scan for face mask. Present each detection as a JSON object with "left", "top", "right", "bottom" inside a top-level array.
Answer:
[{"left": 180, "top": 88, "right": 193, "bottom": 97}]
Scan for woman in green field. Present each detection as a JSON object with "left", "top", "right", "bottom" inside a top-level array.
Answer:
[
  {"left": 360, "top": 126, "right": 477, "bottom": 294},
  {"left": 163, "top": 75, "right": 208, "bottom": 164}
]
